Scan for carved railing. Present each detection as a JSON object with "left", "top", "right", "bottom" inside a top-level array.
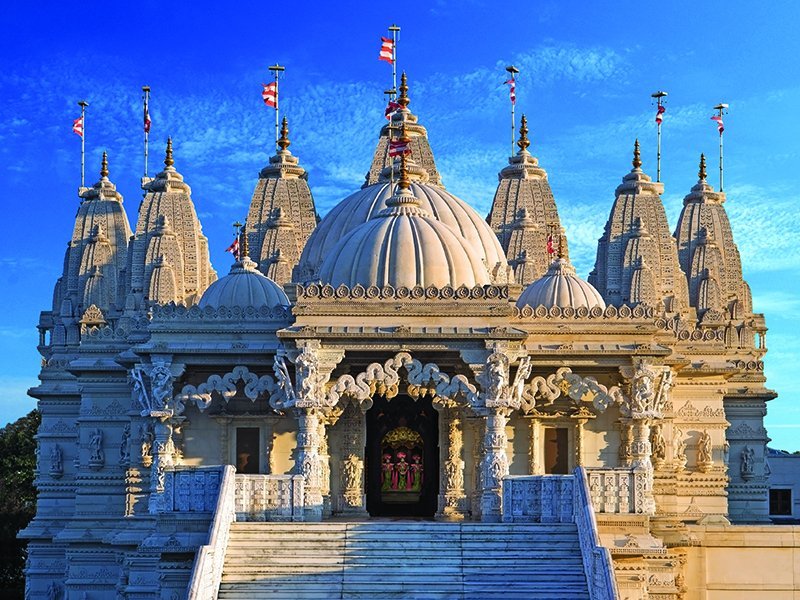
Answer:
[
  {"left": 501, "top": 475, "right": 574, "bottom": 523},
  {"left": 234, "top": 474, "right": 305, "bottom": 521},
  {"left": 585, "top": 468, "right": 646, "bottom": 514},
  {"left": 186, "top": 465, "right": 236, "bottom": 600},
  {"left": 159, "top": 465, "right": 226, "bottom": 513},
  {"left": 574, "top": 467, "right": 619, "bottom": 600}
]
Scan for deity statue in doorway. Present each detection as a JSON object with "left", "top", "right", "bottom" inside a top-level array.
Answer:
[
  {"left": 394, "top": 452, "right": 410, "bottom": 490},
  {"left": 410, "top": 454, "right": 423, "bottom": 492},
  {"left": 381, "top": 453, "right": 394, "bottom": 491}
]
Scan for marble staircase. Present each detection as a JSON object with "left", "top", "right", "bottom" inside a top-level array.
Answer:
[{"left": 217, "top": 521, "right": 590, "bottom": 599}]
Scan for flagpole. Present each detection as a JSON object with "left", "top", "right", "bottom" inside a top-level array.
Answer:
[
  {"left": 651, "top": 90, "right": 667, "bottom": 182},
  {"left": 78, "top": 100, "right": 88, "bottom": 187},
  {"left": 714, "top": 103, "right": 728, "bottom": 191},
  {"left": 389, "top": 24, "right": 400, "bottom": 99},
  {"left": 142, "top": 86, "right": 150, "bottom": 178},
  {"left": 268, "top": 64, "right": 285, "bottom": 151},
  {"left": 505, "top": 65, "right": 519, "bottom": 157}
]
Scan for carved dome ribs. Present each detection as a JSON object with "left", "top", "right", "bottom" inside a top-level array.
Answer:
[
  {"left": 517, "top": 257, "right": 605, "bottom": 310},
  {"left": 295, "top": 176, "right": 509, "bottom": 285},
  {"left": 199, "top": 256, "right": 289, "bottom": 310},
  {"left": 316, "top": 186, "right": 492, "bottom": 289}
]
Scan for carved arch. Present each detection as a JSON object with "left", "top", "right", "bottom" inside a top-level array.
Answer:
[
  {"left": 175, "top": 365, "right": 280, "bottom": 412},
  {"left": 522, "top": 367, "right": 624, "bottom": 414},
  {"left": 327, "top": 351, "right": 479, "bottom": 410}
]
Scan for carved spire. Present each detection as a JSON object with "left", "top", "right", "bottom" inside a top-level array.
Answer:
[
  {"left": 698, "top": 153, "right": 707, "bottom": 181},
  {"left": 398, "top": 72, "right": 410, "bottom": 109},
  {"left": 164, "top": 137, "right": 174, "bottom": 168},
  {"left": 100, "top": 151, "right": 109, "bottom": 179},
  {"left": 632, "top": 139, "right": 642, "bottom": 170},
  {"left": 517, "top": 115, "right": 530, "bottom": 153},
  {"left": 278, "top": 116, "right": 290, "bottom": 152}
]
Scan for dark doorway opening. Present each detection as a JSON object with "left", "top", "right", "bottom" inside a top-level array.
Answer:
[
  {"left": 544, "top": 427, "right": 569, "bottom": 474},
  {"left": 365, "top": 394, "right": 439, "bottom": 517},
  {"left": 236, "top": 427, "right": 260, "bottom": 474}
]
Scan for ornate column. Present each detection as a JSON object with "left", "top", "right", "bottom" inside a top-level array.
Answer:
[
  {"left": 619, "top": 360, "right": 673, "bottom": 516},
  {"left": 337, "top": 401, "right": 368, "bottom": 517},
  {"left": 528, "top": 418, "right": 542, "bottom": 475},
  {"left": 294, "top": 407, "right": 324, "bottom": 520},
  {"left": 436, "top": 406, "right": 467, "bottom": 520},
  {"left": 469, "top": 417, "right": 484, "bottom": 520},
  {"left": 572, "top": 414, "right": 589, "bottom": 467}
]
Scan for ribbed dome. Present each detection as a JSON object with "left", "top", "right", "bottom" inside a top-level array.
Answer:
[
  {"left": 295, "top": 178, "right": 508, "bottom": 284},
  {"left": 199, "top": 257, "right": 289, "bottom": 309},
  {"left": 517, "top": 258, "right": 606, "bottom": 310},
  {"left": 317, "top": 187, "right": 491, "bottom": 289}
]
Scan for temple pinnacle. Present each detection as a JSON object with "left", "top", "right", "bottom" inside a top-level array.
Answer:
[
  {"left": 241, "top": 223, "right": 249, "bottom": 258},
  {"left": 278, "top": 116, "right": 290, "bottom": 151},
  {"left": 100, "top": 151, "right": 109, "bottom": 178},
  {"left": 398, "top": 122, "right": 411, "bottom": 190},
  {"left": 517, "top": 115, "right": 530, "bottom": 153},
  {"left": 698, "top": 153, "right": 707, "bottom": 181},
  {"left": 398, "top": 72, "right": 410, "bottom": 109},
  {"left": 165, "top": 137, "right": 174, "bottom": 168},
  {"left": 632, "top": 139, "right": 642, "bottom": 170}
]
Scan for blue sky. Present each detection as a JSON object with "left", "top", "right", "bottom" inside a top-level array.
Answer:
[{"left": 2, "top": 1, "right": 799, "bottom": 448}]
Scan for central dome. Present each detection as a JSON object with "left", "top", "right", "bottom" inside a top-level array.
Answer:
[
  {"left": 295, "top": 174, "right": 508, "bottom": 284},
  {"left": 317, "top": 185, "right": 492, "bottom": 289}
]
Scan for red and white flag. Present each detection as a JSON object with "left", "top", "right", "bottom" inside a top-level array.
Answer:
[
  {"left": 655, "top": 104, "right": 665, "bottom": 125},
  {"left": 385, "top": 100, "right": 401, "bottom": 120},
  {"left": 262, "top": 82, "right": 277, "bottom": 108},
  {"left": 144, "top": 106, "right": 152, "bottom": 133},
  {"left": 225, "top": 237, "right": 240, "bottom": 261},
  {"left": 72, "top": 115, "right": 84, "bottom": 137},
  {"left": 379, "top": 37, "right": 394, "bottom": 64},
  {"left": 505, "top": 78, "right": 516, "bottom": 105},
  {"left": 711, "top": 114, "right": 724, "bottom": 133},
  {"left": 546, "top": 233, "right": 555, "bottom": 256},
  {"left": 388, "top": 139, "right": 411, "bottom": 157}
]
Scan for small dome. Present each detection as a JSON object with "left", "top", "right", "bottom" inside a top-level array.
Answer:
[
  {"left": 317, "top": 186, "right": 491, "bottom": 289},
  {"left": 199, "top": 257, "right": 289, "bottom": 309},
  {"left": 295, "top": 177, "right": 508, "bottom": 284},
  {"left": 517, "top": 258, "right": 606, "bottom": 310}
]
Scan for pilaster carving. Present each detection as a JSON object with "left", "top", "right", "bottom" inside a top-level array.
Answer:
[
  {"left": 88, "top": 428, "right": 105, "bottom": 470},
  {"left": 528, "top": 419, "right": 542, "bottom": 474},
  {"left": 337, "top": 402, "right": 367, "bottom": 516},
  {"left": 697, "top": 430, "right": 713, "bottom": 473},
  {"left": 436, "top": 408, "right": 467, "bottom": 520},
  {"left": 740, "top": 445, "right": 755, "bottom": 480},
  {"left": 49, "top": 444, "right": 63, "bottom": 479}
]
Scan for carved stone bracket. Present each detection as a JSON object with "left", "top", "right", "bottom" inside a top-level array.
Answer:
[
  {"left": 272, "top": 341, "right": 345, "bottom": 410},
  {"left": 619, "top": 360, "right": 673, "bottom": 419},
  {"left": 130, "top": 360, "right": 182, "bottom": 417}
]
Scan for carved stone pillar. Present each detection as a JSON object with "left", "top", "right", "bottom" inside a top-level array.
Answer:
[
  {"left": 317, "top": 417, "right": 332, "bottom": 517},
  {"left": 436, "top": 407, "right": 466, "bottom": 520},
  {"left": 528, "top": 418, "right": 541, "bottom": 475},
  {"left": 469, "top": 417, "right": 484, "bottom": 520},
  {"left": 618, "top": 420, "right": 633, "bottom": 467},
  {"left": 294, "top": 407, "right": 324, "bottom": 521},
  {"left": 480, "top": 407, "right": 511, "bottom": 522},
  {"left": 337, "top": 401, "right": 367, "bottom": 517},
  {"left": 148, "top": 417, "right": 176, "bottom": 514},
  {"left": 573, "top": 417, "right": 588, "bottom": 467}
]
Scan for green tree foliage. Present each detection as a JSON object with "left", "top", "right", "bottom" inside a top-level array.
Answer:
[{"left": 0, "top": 409, "right": 40, "bottom": 596}]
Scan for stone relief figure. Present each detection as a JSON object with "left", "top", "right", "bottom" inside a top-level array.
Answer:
[
  {"left": 150, "top": 364, "right": 174, "bottom": 413},
  {"left": 341, "top": 454, "right": 363, "bottom": 497},
  {"left": 650, "top": 425, "right": 666, "bottom": 466},
  {"left": 119, "top": 423, "right": 131, "bottom": 465},
  {"left": 480, "top": 352, "right": 509, "bottom": 404},
  {"left": 89, "top": 428, "right": 104, "bottom": 468},
  {"left": 697, "top": 430, "right": 713, "bottom": 472},
  {"left": 673, "top": 428, "right": 687, "bottom": 469},
  {"left": 741, "top": 445, "right": 755, "bottom": 479},
  {"left": 631, "top": 363, "right": 654, "bottom": 414},
  {"left": 49, "top": 444, "right": 63, "bottom": 478},
  {"left": 140, "top": 423, "right": 154, "bottom": 467}
]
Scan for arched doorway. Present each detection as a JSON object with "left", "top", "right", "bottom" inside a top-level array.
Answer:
[{"left": 365, "top": 394, "right": 439, "bottom": 518}]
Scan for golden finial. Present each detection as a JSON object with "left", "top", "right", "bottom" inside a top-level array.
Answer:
[
  {"left": 632, "top": 139, "right": 642, "bottom": 169},
  {"left": 557, "top": 233, "right": 565, "bottom": 259},
  {"left": 398, "top": 122, "right": 411, "bottom": 190},
  {"left": 278, "top": 116, "right": 290, "bottom": 151},
  {"left": 164, "top": 137, "right": 174, "bottom": 168},
  {"left": 398, "top": 72, "right": 410, "bottom": 109},
  {"left": 100, "top": 151, "right": 109, "bottom": 178},
  {"left": 240, "top": 223, "right": 249, "bottom": 258},
  {"left": 698, "top": 153, "right": 707, "bottom": 181},
  {"left": 517, "top": 115, "right": 530, "bottom": 152}
]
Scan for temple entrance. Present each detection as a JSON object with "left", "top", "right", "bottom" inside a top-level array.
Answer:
[{"left": 365, "top": 394, "right": 439, "bottom": 518}]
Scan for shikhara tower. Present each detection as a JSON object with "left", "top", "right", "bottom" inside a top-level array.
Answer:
[{"left": 25, "top": 72, "right": 779, "bottom": 599}]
